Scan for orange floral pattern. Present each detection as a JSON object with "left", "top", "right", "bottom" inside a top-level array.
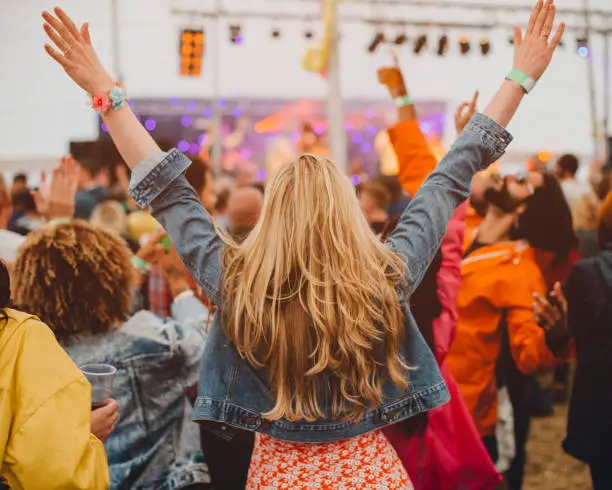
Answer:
[{"left": 246, "top": 430, "right": 413, "bottom": 489}]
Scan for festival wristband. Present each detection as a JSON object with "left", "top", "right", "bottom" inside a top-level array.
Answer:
[
  {"left": 131, "top": 255, "right": 151, "bottom": 272},
  {"left": 394, "top": 95, "right": 414, "bottom": 108},
  {"left": 505, "top": 68, "right": 536, "bottom": 94},
  {"left": 88, "top": 82, "right": 128, "bottom": 114}
]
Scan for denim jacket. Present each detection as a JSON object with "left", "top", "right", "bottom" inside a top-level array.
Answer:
[
  {"left": 129, "top": 113, "right": 512, "bottom": 443},
  {"left": 64, "top": 295, "right": 211, "bottom": 490}
]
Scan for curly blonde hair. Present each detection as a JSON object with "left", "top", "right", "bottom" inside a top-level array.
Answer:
[{"left": 12, "top": 221, "right": 133, "bottom": 342}]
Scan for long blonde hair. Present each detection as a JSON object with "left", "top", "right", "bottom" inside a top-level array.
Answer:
[{"left": 222, "top": 154, "right": 409, "bottom": 421}]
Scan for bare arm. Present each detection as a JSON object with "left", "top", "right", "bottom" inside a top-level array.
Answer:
[{"left": 41, "top": 8, "right": 159, "bottom": 169}]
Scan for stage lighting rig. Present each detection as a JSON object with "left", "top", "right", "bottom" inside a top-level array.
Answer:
[
  {"left": 480, "top": 38, "right": 490, "bottom": 55},
  {"left": 368, "top": 32, "right": 385, "bottom": 53},
  {"left": 179, "top": 29, "right": 205, "bottom": 77},
  {"left": 414, "top": 34, "right": 427, "bottom": 54},
  {"left": 437, "top": 35, "right": 448, "bottom": 56}
]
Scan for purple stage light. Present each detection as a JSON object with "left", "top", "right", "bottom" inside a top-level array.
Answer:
[
  {"left": 181, "top": 115, "right": 193, "bottom": 127},
  {"left": 365, "top": 124, "right": 377, "bottom": 135},
  {"left": 178, "top": 140, "right": 189, "bottom": 152},
  {"left": 144, "top": 119, "right": 156, "bottom": 131}
]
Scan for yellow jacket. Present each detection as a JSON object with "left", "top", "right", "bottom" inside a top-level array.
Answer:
[{"left": 0, "top": 308, "right": 110, "bottom": 489}]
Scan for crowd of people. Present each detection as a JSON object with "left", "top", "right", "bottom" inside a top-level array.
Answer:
[{"left": 1, "top": 1, "right": 612, "bottom": 489}]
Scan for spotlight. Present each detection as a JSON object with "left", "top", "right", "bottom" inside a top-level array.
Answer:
[
  {"left": 179, "top": 29, "right": 205, "bottom": 77},
  {"left": 230, "top": 25, "right": 243, "bottom": 45},
  {"left": 271, "top": 28, "right": 281, "bottom": 38},
  {"left": 304, "top": 29, "right": 314, "bottom": 40},
  {"left": 367, "top": 32, "right": 385, "bottom": 53},
  {"left": 394, "top": 34, "right": 408, "bottom": 45},
  {"left": 577, "top": 37, "right": 590, "bottom": 58},
  {"left": 414, "top": 34, "right": 427, "bottom": 54},
  {"left": 459, "top": 37, "right": 470, "bottom": 55},
  {"left": 437, "top": 35, "right": 448, "bottom": 56},
  {"left": 480, "top": 38, "right": 491, "bottom": 55}
]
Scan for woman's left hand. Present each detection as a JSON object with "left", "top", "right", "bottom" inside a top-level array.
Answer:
[{"left": 42, "top": 7, "right": 115, "bottom": 95}]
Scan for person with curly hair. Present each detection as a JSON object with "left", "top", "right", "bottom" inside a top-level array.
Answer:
[{"left": 12, "top": 221, "right": 211, "bottom": 490}]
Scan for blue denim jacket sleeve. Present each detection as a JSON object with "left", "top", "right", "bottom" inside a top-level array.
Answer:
[
  {"left": 385, "top": 113, "right": 512, "bottom": 291},
  {"left": 170, "top": 295, "right": 209, "bottom": 386},
  {"left": 129, "top": 149, "right": 224, "bottom": 305}
]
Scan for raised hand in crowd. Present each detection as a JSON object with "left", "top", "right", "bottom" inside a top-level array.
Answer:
[
  {"left": 377, "top": 50, "right": 416, "bottom": 122},
  {"left": 90, "top": 399, "right": 119, "bottom": 443},
  {"left": 454, "top": 91, "right": 479, "bottom": 135},
  {"left": 483, "top": 0, "right": 564, "bottom": 126},
  {"left": 32, "top": 155, "right": 79, "bottom": 220}
]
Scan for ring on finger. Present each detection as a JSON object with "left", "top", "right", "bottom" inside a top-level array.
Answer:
[{"left": 540, "top": 33, "right": 550, "bottom": 41}]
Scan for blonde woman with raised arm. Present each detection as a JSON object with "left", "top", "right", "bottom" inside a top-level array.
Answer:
[{"left": 41, "top": 2, "right": 563, "bottom": 487}]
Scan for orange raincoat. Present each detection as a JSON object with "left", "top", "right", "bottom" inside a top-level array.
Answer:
[{"left": 447, "top": 240, "right": 556, "bottom": 436}]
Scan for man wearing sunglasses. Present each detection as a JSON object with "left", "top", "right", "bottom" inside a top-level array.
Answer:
[{"left": 446, "top": 170, "right": 575, "bottom": 487}]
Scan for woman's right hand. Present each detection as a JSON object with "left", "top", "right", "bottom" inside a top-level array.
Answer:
[
  {"left": 42, "top": 7, "right": 115, "bottom": 95},
  {"left": 91, "top": 399, "right": 119, "bottom": 443}
]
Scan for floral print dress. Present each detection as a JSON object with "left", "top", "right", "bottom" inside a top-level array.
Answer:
[{"left": 246, "top": 430, "right": 413, "bottom": 489}]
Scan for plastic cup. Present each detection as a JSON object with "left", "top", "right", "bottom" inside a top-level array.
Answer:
[{"left": 81, "top": 363, "right": 117, "bottom": 410}]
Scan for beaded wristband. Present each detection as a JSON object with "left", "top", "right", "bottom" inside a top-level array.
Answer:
[{"left": 88, "top": 82, "right": 128, "bottom": 114}]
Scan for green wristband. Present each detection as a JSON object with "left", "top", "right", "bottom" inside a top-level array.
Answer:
[
  {"left": 505, "top": 68, "right": 536, "bottom": 94},
  {"left": 131, "top": 255, "right": 151, "bottom": 272},
  {"left": 394, "top": 95, "right": 414, "bottom": 108}
]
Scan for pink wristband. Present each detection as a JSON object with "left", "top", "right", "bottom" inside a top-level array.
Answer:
[{"left": 88, "top": 82, "right": 128, "bottom": 114}]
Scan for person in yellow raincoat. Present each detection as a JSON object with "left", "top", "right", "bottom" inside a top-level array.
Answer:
[{"left": 0, "top": 259, "right": 113, "bottom": 489}]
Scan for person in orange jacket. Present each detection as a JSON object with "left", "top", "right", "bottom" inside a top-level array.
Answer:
[{"left": 447, "top": 170, "right": 574, "bottom": 466}]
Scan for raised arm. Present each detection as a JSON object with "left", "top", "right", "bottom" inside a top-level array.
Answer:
[
  {"left": 386, "top": 0, "right": 564, "bottom": 290},
  {"left": 377, "top": 57, "right": 436, "bottom": 197},
  {"left": 41, "top": 7, "right": 224, "bottom": 303}
]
